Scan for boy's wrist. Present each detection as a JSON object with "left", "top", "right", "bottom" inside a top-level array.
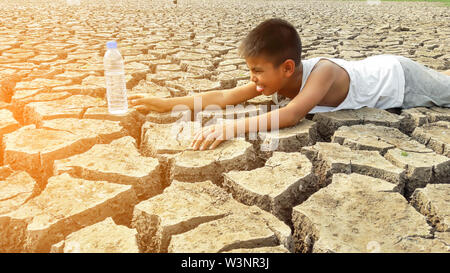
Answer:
[{"left": 161, "top": 97, "right": 172, "bottom": 112}]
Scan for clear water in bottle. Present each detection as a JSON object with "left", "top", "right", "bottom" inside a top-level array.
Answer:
[{"left": 104, "top": 41, "right": 128, "bottom": 115}]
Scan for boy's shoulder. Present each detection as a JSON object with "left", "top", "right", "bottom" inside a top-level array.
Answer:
[
  {"left": 295, "top": 57, "right": 350, "bottom": 108},
  {"left": 301, "top": 57, "right": 346, "bottom": 87}
]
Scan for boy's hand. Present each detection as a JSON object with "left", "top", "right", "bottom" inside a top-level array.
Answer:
[
  {"left": 128, "top": 94, "right": 168, "bottom": 114},
  {"left": 189, "top": 122, "right": 236, "bottom": 151}
]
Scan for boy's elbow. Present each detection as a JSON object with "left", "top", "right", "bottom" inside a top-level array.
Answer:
[
  {"left": 287, "top": 113, "right": 304, "bottom": 127},
  {"left": 280, "top": 107, "right": 305, "bottom": 128}
]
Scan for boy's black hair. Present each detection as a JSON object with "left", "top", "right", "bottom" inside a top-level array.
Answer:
[{"left": 239, "top": 18, "right": 302, "bottom": 68}]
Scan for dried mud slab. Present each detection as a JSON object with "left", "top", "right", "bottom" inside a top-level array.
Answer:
[
  {"left": 171, "top": 139, "right": 258, "bottom": 186},
  {"left": 0, "top": 166, "right": 39, "bottom": 215},
  {"left": 0, "top": 101, "right": 12, "bottom": 111},
  {"left": 0, "top": 173, "right": 138, "bottom": 253},
  {"left": 223, "top": 152, "right": 316, "bottom": 225},
  {"left": 313, "top": 107, "right": 404, "bottom": 141},
  {"left": 40, "top": 118, "right": 128, "bottom": 144},
  {"left": 168, "top": 212, "right": 279, "bottom": 253},
  {"left": 4, "top": 117, "right": 126, "bottom": 181},
  {"left": 2, "top": 0, "right": 450, "bottom": 254},
  {"left": 166, "top": 78, "right": 221, "bottom": 93},
  {"left": 0, "top": 109, "right": 20, "bottom": 164},
  {"left": 170, "top": 51, "right": 213, "bottom": 64},
  {"left": 54, "top": 136, "right": 162, "bottom": 200},
  {"left": 244, "top": 95, "right": 273, "bottom": 107},
  {"left": 256, "top": 119, "right": 319, "bottom": 160},
  {"left": 132, "top": 180, "right": 231, "bottom": 253},
  {"left": 52, "top": 84, "right": 106, "bottom": 98},
  {"left": 140, "top": 121, "right": 198, "bottom": 157},
  {"left": 194, "top": 105, "right": 264, "bottom": 129},
  {"left": 132, "top": 180, "right": 291, "bottom": 253},
  {"left": 28, "top": 54, "right": 59, "bottom": 65},
  {"left": 332, "top": 124, "right": 449, "bottom": 196},
  {"left": 11, "top": 91, "right": 72, "bottom": 123},
  {"left": 332, "top": 124, "right": 432, "bottom": 155},
  {"left": 401, "top": 107, "right": 450, "bottom": 134},
  {"left": 51, "top": 217, "right": 139, "bottom": 253},
  {"left": 130, "top": 80, "right": 172, "bottom": 98},
  {"left": 83, "top": 106, "right": 146, "bottom": 145},
  {"left": 13, "top": 78, "right": 72, "bottom": 91},
  {"left": 223, "top": 245, "right": 290, "bottom": 253},
  {"left": 125, "top": 61, "right": 151, "bottom": 79},
  {"left": 385, "top": 148, "right": 450, "bottom": 196},
  {"left": 0, "top": 109, "right": 20, "bottom": 135},
  {"left": 301, "top": 142, "right": 405, "bottom": 193},
  {"left": 3, "top": 125, "right": 95, "bottom": 184},
  {"left": 52, "top": 71, "right": 90, "bottom": 84},
  {"left": 144, "top": 109, "right": 190, "bottom": 125},
  {"left": 292, "top": 173, "right": 447, "bottom": 253},
  {"left": 410, "top": 184, "right": 450, "bottom": 233},
  {"left": 140, "top": 121, "right": 201, "bottom": 187},
  {"left": 180, "top": 60, "right": 215, "bottom": 73},
  {"left": 412, "top": 121, "right": 450, "bottom": 157},
  {"left": 212, "top": 70, "right": 250, "bottom": 89},
  {"left": 23, "top": 95, "right": 106, "bottom": 126}
]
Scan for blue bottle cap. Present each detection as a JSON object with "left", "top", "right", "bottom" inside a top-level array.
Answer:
[{"left": 106, "top": 41, "right": 117, "bottom": 49}]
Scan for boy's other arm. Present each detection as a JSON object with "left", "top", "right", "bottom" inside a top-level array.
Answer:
[
  {"left": 230, "top": 62, "right": 338, "bottom": 135},
  {"left": 190, "top": 63, "right": 338, "bottom": 150},
  {"left": 280, "top": 62, "right": 338, "bottom": 126}
]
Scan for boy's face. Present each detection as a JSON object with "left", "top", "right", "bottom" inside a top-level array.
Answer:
[{"left": 246, "top": 55, "right": 286, "bottom": 96}]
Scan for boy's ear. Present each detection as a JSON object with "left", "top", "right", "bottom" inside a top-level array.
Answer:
[{"left": 281, "top": 59, "right": 296, "bottom": 76}]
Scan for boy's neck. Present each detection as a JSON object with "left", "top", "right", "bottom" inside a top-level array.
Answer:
[{"left": 279, "top": 63, "right": 303, "bottom": 98}]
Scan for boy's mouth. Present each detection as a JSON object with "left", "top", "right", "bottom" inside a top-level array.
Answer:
[{"left": 256, "top": 85, "right": 264, "bottom": 92}]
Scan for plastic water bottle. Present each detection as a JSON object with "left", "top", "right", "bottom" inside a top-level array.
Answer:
[{"left": 103, "top": 41, "right": 128, "bottom": 115}]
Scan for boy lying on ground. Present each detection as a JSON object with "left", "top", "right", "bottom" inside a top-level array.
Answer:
[{"left": 129, "top": 18, "right": 450, "bottom": 151}]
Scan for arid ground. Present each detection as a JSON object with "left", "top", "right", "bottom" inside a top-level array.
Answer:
[{"left": 0, "top": 0, "right": 449, "bottom": 253}]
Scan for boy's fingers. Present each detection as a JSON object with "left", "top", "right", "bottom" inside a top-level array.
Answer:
[
  {"left": 191, "top": 134, "right": 205, "bottom": 150},
  {"left": 127, "top": 94, "right": 144, "bottom": 100},
  {"left": 128, "top": 95, "right": 148, "bottom": 106},
  {"left": 128, "top": 98, "right": 141, "bottom": 106},
  {"left": 189, "top": 130, "right": 202, "bottom": 146},
  {"left": 200, "top": 134, "right": 216, "bottom": 150},
  {"left": 192, "top": 130, "right": 210, "bottom": 150},
  {"left": 191, "top": 139, "right": 201, "bottom": 150},
  {"left": 190, "top": 127, "right": 211, "bottom": 148},
  {"left": 134, "top": 105, "right": 149, "bottom": 114},
  {"left": 192, "top": 129, "right": 203, "bottom": 139},
  {"left": 134, "top": 105, "right": 145, "bottom": 111},
  {"left": 189, "top": 131, "right": 201, "bottom": 148},
  {"left": 209, "top": 139, "right": 223, "bottom": 150}
]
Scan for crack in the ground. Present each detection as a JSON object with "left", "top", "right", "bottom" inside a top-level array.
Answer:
[
  {"left": 0, "top": 191, "right": 33, "bottom": 202},
  {"left": 2, "top": 0, "right": 450, "bottom": 254},
  {"left": 36, "top": 125, "right": 76, "bottom": 135},
  {"left": 393, "top": 234, "right": 434, "bottom": 246}
]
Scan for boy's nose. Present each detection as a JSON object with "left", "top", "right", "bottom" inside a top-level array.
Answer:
[{"left": 250, "top": 74, "right": 258, "bottom": 83}]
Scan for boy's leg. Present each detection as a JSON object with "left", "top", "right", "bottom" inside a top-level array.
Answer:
[{"left": 394, "top": 56, "right": 450, "bottom": 108}]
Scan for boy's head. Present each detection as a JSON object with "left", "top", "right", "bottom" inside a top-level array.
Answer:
[{"left": 239, "top": 18, "right": 302, "bottom": 96}]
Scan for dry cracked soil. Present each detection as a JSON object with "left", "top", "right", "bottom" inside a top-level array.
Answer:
[{"left": 0, "top": 0, "right": 449, "bottom": 253}]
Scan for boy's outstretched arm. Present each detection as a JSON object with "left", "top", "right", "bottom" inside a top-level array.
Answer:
[
  {"left": 279, "top": 61, "right": 338, "bottom": 125},
  {"left": 190, "top": 62, "right": 337, "bottom": 150},
  {"left": 128, "top": 82, "right": 260, "bottom": 113}
]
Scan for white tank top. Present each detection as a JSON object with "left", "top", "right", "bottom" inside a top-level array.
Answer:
[{"left": 272, "top": 54, "right": 405, "bottom": 113}]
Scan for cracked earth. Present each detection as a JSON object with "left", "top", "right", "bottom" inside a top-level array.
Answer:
[{"left": 0, "top": 0, "right": 449, "bottom": 253}]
